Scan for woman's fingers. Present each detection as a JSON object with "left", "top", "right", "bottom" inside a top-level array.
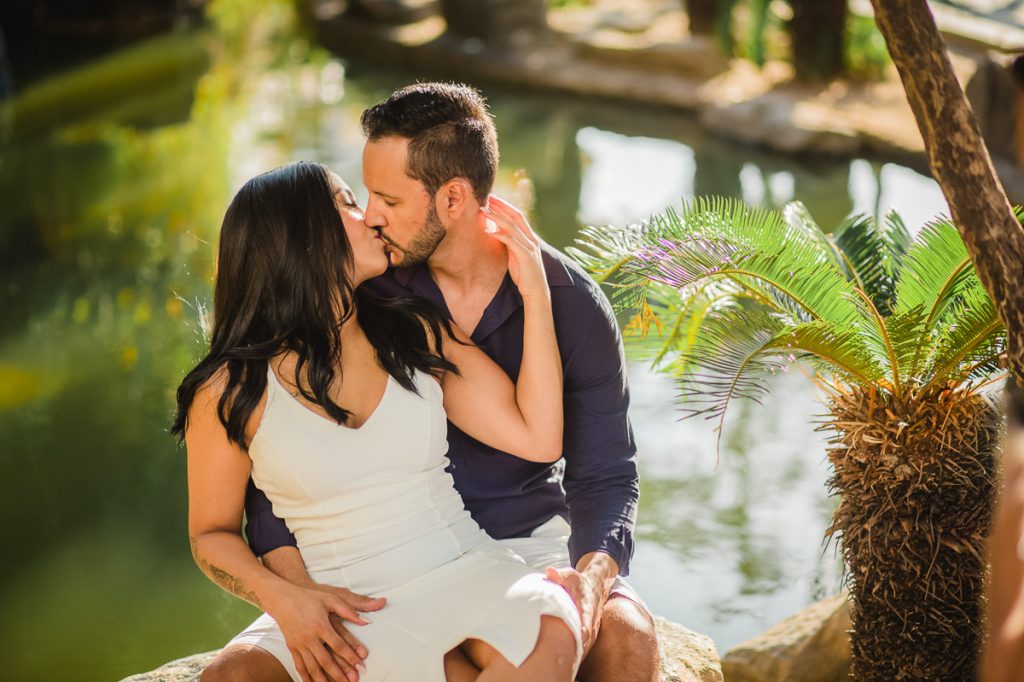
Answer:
[
  {"left": 292, "top": 647, "right": 312, "bottom": 682},
  {"left": 487, "top": 195, "right": 539, "bottom": 244},
  {"left": 481, "top": 222, "right": 531, "bottom": 259},
  {"left": 308, "top": 639, "right": 352, "bottom": 682},
  {"left": 328, "top": 596, "right": 371, "bottom": 626},
  {"left": 332, "top": 618, "right": 369, "bottom": 659},
  {"left": 481, "top": 208, "right": 533, "bottom": 254},
  {"left": 326, "top": 586, "right": 386, "bottom": 612},
  {"left": 483, "top": 205, "right": 535, "bottom": 248},
  {"left": 298, "top": 648, "right": 327, "bottom": 682},
  {"left": 322, "top": 623, "right": 366, "bottom": 672}
]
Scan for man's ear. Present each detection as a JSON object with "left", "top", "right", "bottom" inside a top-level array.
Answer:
[{"left": 437, "top": 178, "right": 479, "bottom": 220}]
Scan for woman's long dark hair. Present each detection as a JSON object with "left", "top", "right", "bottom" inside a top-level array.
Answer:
[{"left": 171, "top": 161, "right": 457, "bottom": 447}]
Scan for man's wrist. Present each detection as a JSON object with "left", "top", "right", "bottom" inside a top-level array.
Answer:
[{"left": 576, "top": 551, "right": 619, "bottom": 600}]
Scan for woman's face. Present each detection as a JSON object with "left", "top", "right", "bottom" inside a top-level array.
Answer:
[{"left": 329, "top": 172, "right": 389, "bottom": 284}]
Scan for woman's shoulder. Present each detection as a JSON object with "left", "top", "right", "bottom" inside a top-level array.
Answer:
[{"left": 188, "top": 362, "right": 269, "bottom": 448}]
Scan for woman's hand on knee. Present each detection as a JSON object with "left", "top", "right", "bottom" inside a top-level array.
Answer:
[{"left": 266, "top": 584, "right": 385, "bottom": 682}]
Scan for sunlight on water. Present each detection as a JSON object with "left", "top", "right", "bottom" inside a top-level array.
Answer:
[{"left": 575, "top": 127, "right": 696, "bottom": 226}]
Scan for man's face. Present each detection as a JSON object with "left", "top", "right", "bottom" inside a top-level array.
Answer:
[{"left": 362, "top": 136, "right": 446, "bottom": 267}]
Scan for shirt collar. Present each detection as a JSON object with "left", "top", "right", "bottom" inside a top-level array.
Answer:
[{"left": 388, "top": 243, "right": 576, "bottom": 341}]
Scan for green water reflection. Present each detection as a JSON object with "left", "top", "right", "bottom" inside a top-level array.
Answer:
[{"left": 0, "top": 4, "right": 945, "bottom": 679}]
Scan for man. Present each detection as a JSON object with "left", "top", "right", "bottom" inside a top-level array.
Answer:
[{"left": 202, "top": 82, "right": 658, "bottom": 682}]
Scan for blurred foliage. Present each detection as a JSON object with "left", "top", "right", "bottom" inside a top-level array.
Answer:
[
  {"left": 711, "top": 0, "right": 890, "bottom": 81},
  {"left": 845, "top": 13, "right": 892, "bottom": 81},
  {"left": 549, "top": 0, "right": 595, "bottom": 8},
  {"left": 0, "top": 0, "right": 315, "bottom": 678}
]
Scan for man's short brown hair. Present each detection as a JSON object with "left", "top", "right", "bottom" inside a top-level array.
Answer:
[{"left": 360, "top": 82, "right": 499, "bottom": 204}]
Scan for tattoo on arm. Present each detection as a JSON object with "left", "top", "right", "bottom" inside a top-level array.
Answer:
[{"left": 190, "top": 536, "right": 263, "bottom": 609}]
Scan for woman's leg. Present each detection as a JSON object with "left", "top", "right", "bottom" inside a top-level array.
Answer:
[
  {"left": 462, "top": 616, "right": 577, "bottom": 682},
  {"left": 444, "top": 645, "right": 481, "bottom": 681}
]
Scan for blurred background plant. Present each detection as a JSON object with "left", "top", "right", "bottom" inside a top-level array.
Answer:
[{"left": 688, "top": 0, "right": 890, "bottom": 81}]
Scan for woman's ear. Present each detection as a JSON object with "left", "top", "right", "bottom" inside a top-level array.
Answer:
[{"left": 437, "top": 178, "right": 478, "bottom": 220}]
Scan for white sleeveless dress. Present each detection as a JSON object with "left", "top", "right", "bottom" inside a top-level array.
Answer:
[{"left": 227, "top": 366, "right": 582, "bottom": 681}]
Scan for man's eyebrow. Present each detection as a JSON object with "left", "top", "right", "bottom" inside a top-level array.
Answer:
[{"left": 372, "top": 189, "right": 399, "bottom": 200}]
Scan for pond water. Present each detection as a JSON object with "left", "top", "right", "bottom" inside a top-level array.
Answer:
[{"left": 0, "top": 8, "right": 949, "bottom": 680}]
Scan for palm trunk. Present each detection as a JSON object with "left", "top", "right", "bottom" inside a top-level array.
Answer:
[
  {"left": 868, "top": 0, "right": 1024, "bottom": 381},
  {"left": 789, "top": 0, "right": 846, "bottom": 81},
  {"left": 826, "top": 385, "right": 1000, "bottom": 679}
]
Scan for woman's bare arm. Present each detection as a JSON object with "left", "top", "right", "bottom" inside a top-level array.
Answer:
[
  {"left": 186, "top": 370, "right": 375, "bottom": 681},
  {"left": 186, "top": 373, "right": 287, "bottom": 608},
  {"left": 440, "top": 197, "right": 563, "bottom": 463}
]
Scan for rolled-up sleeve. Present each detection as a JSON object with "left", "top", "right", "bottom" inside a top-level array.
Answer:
[
  {"left": 244, "top": 478, "right": 297, "bottom": 557},
  {"left": 561, "top": 292, "right": 640, "bottom": 576}
]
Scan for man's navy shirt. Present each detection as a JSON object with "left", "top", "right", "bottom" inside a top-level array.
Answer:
[{"left": 244, "top": 244, "right": 640, "bottom": 574}]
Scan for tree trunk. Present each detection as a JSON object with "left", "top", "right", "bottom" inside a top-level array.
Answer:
[
  {"left": 828, "top": 386, "right": 999, "bottom": 680},
  {"left": 439, "top": 0, "right": 548, "bottom": 45},
  {"left": 684, "top": 0, "right": 720, "bottom": 36},
  {"left": 869, "top": 0, "right": 1024, "bottom": 381},
  {"left": 788, "top": 0, "right": 846, "bottom": 81}
]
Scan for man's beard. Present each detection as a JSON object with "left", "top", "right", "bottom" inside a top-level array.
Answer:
[{"left": 390, "top": 203, "right": 446, "bottom": 266}]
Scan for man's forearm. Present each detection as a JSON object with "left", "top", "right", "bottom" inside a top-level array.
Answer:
[{"left": 261, "top": 545, "right": 316, "bottom": 587}]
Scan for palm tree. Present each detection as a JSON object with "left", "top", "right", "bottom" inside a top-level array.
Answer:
[{"left": 570, "top": 198, "right": 1008, "bottom": 679}]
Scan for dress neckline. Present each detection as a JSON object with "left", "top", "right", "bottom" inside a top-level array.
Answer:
[{"left": 267, "top": 366, "right": 395, "bottom": 433}]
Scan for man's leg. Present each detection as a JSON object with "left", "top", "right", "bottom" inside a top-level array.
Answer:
[
  {"left": 576, "top": 595, "right": 659, "bottom": 682},
  {"left": 200, "top": 644, "right": 292, "bottom": 682}
]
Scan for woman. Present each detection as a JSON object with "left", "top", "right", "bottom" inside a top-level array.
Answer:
[{"left": 172, "top": 161, "right": 581, "bottom": 681}]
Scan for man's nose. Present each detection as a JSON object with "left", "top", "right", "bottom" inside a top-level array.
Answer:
[{"left": 363, "top": 196, "right": 386, "bottom": 228}]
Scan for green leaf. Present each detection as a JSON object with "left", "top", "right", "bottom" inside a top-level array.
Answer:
[
  {"left": 922, "top": 277, "right": 1007, "bottom": 387},
  {"left": 672, "top": 307, "right": 788, "bottom": 438},
  {"left": 894, "top": 218, "right": 973, "bottom": 328},
  {"left": 769, "top": 320, "right": 883, "bottom": 385},
  {"left": 575, "top": 197, "right": 862, "bottom": 327},
  {"left": 830, "top": 210, "right": 908, "bottom": 315}
]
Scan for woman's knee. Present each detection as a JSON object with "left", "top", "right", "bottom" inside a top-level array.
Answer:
[{"left": 535, "top": 615, "right": 578, "bottom": 672}]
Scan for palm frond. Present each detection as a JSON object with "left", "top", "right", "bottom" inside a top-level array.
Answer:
[
  {"left": 894, "top": 218, "right": 974, "bottom": 328},
  {"left": 846, "top": 290, "right": 905, "bottom": 393},
  {"left": 772, "top": 320, "right": 884, "bottom": 386},
  {"left": 567, "top": 222, "right": 647, "bottom": 284},
  {"left": 830, "top": 210, "right": 907, "bottom": 315},
  {"left": 882, "top": 209, "right": 912, "bottom": 262},
  {"left": 922, "top": 278, "right": 1007, "bottom": 388},
  {"left": 574, "top": 197, "right": 863, "bottom": 327},
  {"left": 672, "top": 307, "right": 788, "bottom": 444},
  {"left": 571, "top": 197, "right": 1006, "bottom": 436}
]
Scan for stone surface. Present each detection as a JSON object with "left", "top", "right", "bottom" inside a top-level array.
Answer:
[
  {"left": 721, "top": 593, "right": 851, "bottom": 682},
  {"left": 121, "top": 617, "right": 722, "bottom": 681},
  {"left": 119, "top": 651, "right": 218, "bottom": 682},
  {"left": 655, "top": 616, "right": 724, "bottom": 682}
]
